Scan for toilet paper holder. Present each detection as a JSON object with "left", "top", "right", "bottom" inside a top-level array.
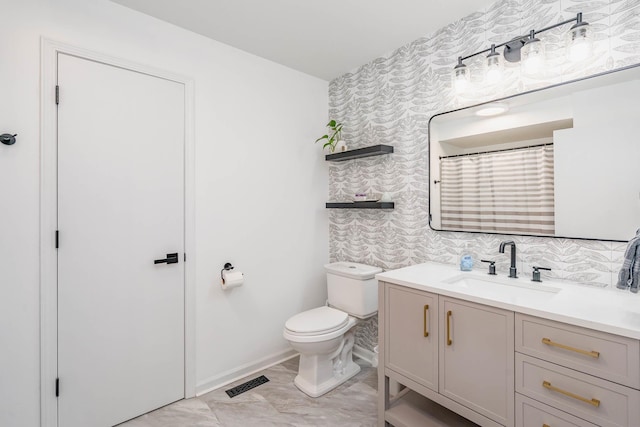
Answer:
[
  {"left": 220, "top": 262, "right": 234, "bottom": 284},
  {"left": 220, "top": 262, "right": 244, "bottom": 289}
]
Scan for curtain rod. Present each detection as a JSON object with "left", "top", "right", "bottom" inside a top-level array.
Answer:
[{"left": 439, "top": 143, "right": 553, "bottom": 160}]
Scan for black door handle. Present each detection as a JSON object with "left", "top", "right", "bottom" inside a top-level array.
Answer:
[{"left": 154, "top": 253, "right": 179, "bottom": 264}]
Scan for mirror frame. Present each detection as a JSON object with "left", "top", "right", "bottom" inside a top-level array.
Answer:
[{"left": 428, "top": 63, "right": 640, "bottom": 242}]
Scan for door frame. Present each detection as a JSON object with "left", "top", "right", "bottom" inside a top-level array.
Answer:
[{"left": 39, "top": 38, "right": 196, "bottom": 427}]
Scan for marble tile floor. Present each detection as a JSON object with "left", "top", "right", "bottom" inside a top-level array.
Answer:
[{"left": 119, "top": 356, "right": 378, "bottom": 427}]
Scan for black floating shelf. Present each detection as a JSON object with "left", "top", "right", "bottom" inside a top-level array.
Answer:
[
  {"left": 325, "top": 144, "right": 393, "bottom": 162},
  {"left": 326, "top": 201, "right": 395, "bottom": 209}
]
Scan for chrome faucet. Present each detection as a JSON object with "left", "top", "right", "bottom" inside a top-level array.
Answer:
[{"left": 499, "top": 241, "right": 518, "bottom": 278}]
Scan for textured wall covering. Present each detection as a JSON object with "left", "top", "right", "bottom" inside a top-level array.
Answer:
[{"left": 328, "top": 0, "right": 640, "bottom": 351}]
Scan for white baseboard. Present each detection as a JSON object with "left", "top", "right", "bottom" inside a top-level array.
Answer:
[
  {"left": 195, "top": 349, "right": 298, "bottom": 396},
  {"left": 353, "top": 345, "right": 377, "bottom": 367},
  {"left": 197, "top": 345, "right": 376, "bottom": 397}
]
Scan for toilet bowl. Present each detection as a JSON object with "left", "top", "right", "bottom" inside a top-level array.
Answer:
[
  {"left": 284, "top": 306, "right": 360, "bottom": 397},
  {"left": 283, "top": 262, "right": 382, "bottom": 397}
]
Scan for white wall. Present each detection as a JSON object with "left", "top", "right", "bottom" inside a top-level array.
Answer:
[{"left": 0, "top": 0, "right": 328, "bottom": 425}]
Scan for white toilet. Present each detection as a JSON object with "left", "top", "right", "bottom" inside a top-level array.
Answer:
[{"left": 283, "top": 262, "right": 382, "bottom": 397}]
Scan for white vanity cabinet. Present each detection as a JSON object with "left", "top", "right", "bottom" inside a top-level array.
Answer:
[
  {"left": 379, "top": 282, "right": 513, "bottom": 427},
  {"left": 377, "top": 263, "right": 640, "bottom": 427}
]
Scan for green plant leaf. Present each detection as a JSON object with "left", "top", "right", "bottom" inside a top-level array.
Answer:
[{"left": 316, "top": 120, "right": 343, "bottom": 147}]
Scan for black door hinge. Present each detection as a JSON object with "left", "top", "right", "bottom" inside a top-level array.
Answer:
[
  {"left": 184, "top": 253, "right": 187, "bottom": 262},
  {"left": 55, "top": 85, "right": 60, "bottom": 105},
  {"left": 55, "top": 230, "right": 59, "bottom": 249},
  {"left": 55, "top": 378, "right": 59, "bottom": 397}
]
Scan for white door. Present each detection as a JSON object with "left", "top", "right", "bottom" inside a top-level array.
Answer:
[{"left": 57, "top": 53, "right": 185, "bottom": 427}]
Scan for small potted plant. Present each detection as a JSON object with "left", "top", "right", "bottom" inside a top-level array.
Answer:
[{"left": 315, "top": 120, "right": 345, "bottom": 153}]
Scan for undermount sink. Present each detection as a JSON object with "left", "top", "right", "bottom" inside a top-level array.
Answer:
[{"left": 443, "top": 273, "right": 561, "bottom": 303}]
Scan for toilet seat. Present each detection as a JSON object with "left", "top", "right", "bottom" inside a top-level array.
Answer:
[
  {"left": 284, "top": 306, "right": 355, "bottom": 343},
  {"left": 286, "top": 306, "right": 348, "bottom": 334}
]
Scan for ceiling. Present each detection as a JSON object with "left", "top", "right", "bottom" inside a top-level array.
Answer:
[{"left": 111, "top": 0, "right": 495, "bottom": 81}]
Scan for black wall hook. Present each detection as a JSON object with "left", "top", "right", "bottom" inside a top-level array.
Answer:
[{"left": 1, "top": 134, "right": 17, "bottom": 145}]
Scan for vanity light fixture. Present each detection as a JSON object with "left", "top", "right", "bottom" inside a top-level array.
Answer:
[
  {"left": 452, "top": 12, "right": 591, "bottom": 91},
  {"left": 475, "top": 102, "right": 509, "bottom": 117}
]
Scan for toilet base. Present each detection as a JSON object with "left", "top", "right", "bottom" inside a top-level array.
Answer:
[{"left": 293, "top": 359, "right": 360, "bottom": 398}]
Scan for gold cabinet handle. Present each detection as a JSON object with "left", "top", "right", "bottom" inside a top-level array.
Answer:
[
  {"left": 542, "top": 381, "right": 600, "bottom": 407},
  {"left": 423, "top": 304, "right": 429, "bottom": 337},
  {"left": 446, "top": 310, "right": 452, "bottom": 345},
  {"left": 543, "top": 424, "right": 550, "bottom": 427},
  {"left": 542, "top": 338, "right": 600, "bottom": 359}
]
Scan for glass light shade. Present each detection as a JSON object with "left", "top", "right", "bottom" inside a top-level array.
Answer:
[
  {"left": 485, "top": 51, "right": 503, "bottom": 84},
  {"left": 521, "top": 37, "right": 545, "bottom": 75},
  {"left": 452, "top": 62, "right": 470, "bottom": 93},
  {"left": 567, "top": 22, "right": 593, "bottom": 61}
]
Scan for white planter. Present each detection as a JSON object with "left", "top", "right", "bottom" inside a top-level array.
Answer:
[{"left": 334, "top": 140, "right": 347, "bottom": 152}]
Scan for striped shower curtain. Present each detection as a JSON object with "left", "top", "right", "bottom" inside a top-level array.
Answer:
[{"left": 439, "top": 145, "right": 555, "bottom": 235}]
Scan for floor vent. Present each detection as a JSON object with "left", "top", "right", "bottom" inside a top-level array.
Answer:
[{"left": 225, "top": 375, "right": 270, "bottom": 398}]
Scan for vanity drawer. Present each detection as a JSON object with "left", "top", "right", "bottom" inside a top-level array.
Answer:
[
  {"left": 516, "top": 393, "right": 598, "bottom": 427},
  {"left": 516, "top": 353, "right": 640, "bottom": 427},
  {"left": 516, "top": 314, "right": 640, "bottom": 389}
]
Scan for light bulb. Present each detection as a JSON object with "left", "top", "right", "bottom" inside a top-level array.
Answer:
[
  {"left": 523, "top": 53, "right": 544, "bottom": 74},
  {"left": 485, "top": 44, "right": 503, "bottom": 84},
  {"left": 452, "top": 58, "right": 470, "bottom": 93}
]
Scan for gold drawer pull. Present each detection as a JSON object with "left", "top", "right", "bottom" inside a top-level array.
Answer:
[
  {"left": 446, "top": 310, "right": 452, "bottom": 345},
  {"left": 543, "top": 424, "right": 550, "bottom": 427},
  {"left": 542, "top": 338, "right": 600, "bottom": 358},
  {"left": 542, "top": 381, "right": 600, "bottom": 407},
  {"left": 423, "top": 304, "right": 429, "bottom": 337}
]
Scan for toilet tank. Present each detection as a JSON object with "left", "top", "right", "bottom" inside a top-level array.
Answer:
[{"left": 325, "top": 262, "right": 382, "bottom": 318}]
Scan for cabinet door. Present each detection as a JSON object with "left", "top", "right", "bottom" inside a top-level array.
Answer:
[
  {"left": 439, "top": 297, "right": 515, "bottom": 427},
  {"left": 385, "top": 284, "right": 438, "bottom": 391}
]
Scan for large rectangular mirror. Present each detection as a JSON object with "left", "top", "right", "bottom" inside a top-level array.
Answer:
[{"left": 429, "top": 64, "right": 640, "bottom": 241}]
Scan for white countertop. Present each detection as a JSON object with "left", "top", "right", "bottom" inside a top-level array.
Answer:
[{"left": 376, "top": 262, "right": 640, "bottom": 340}]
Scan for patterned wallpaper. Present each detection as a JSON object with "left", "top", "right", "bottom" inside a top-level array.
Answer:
[{"left": 327, "top": 0, "right": 640, "bottom": 351}]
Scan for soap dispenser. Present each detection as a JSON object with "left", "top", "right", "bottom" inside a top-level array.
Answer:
[{"left": 460, "top": 243, "right": 474, "bottom": 271}]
